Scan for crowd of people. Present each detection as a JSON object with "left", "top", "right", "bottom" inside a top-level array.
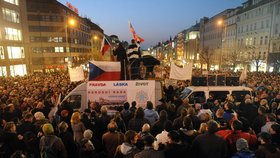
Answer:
[{"left": 0, "top": 71, "right": 280, "bottom": 158}]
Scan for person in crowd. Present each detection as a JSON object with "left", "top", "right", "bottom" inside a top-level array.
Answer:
[
  {"left": 39, "top": 123, "right": 67, "bottom": 158},
  {"left": 151, "top": 110, "right": 172, "bottom": 136},
  {"left": 269, "top": 123, "right": 280, "bottom": 147},
  {"left": 252, "top": 106, "right": 267, "bottom": 134},
  {"left": 198, "top": 122, "right": 207, "bottom": 134},
  {"left": 172, "top": 108, "right": 187, "bottom": 130},
  {"left": 71, "top": 111, "right": 86, "bottom": 143},
  {"left": 128, "top": 107, "right": 149, "bottom": 132},
  {"left": 255, "top": 132, "right": 280, "bottom": 158},
  {"left": 164, "top": 130, "right": 191, "bottom": 158},
  {"left": 231, "top": 138, "right": 255, "bottom": 158},
  {"left": 129, "top": 101, "right": 137, "bottom": 116},
  {"left": 223, "top": 102, "right": 237, "bottom": 124},
  {"left": 154, "top": 121, "right": 173, "bottom": 150},
  {"left": 0, "top": 121, "right": 24, "bottom": 158},
  {"left": 34, "top": 112, "right": 49, "bottom": 134},
  {"left": 112, "top": 112, "right": 126, "bottom": 134},
  {"left": 136, "top": 123, "right": 152, "bottom": 150},
  {"left": 102, "top": 121, "right": 124, "bottom": 158},
  {"left": 83, "top": 129, "right": 103, "bottom": 154},
  {"left": 144, "top": 101, "right": 159, "bottom": 125},
  {"left": 211, "top": 99, "right": 222, "bottom": 116},
  {"left": 197, "top": 103, "right": 213, "bottom": 119},
  {"left": 187, "top": 107, "right": 201, "bottom": 130},
  {"left": 261, "top": 113, "right": 277, "bottom": 133},
  {"left": 79, "top": 137, "right": 99, "bottom": 158},
  {"left": 58, "top": 121, "right": 78, "bottom": 158},
  {"left": 179, "top": 116, "right": 199, "bottom": 146},
  {"left": 176, "top": 98, "right": 190, "bottom": 116},
  {"left": 121, "top": 102, "right": 133, "bottom": 128},
  {"left": 164, "top": 85, "right": 175, "bottom": 103},
  {"left": 238, "top": 98, "right": 258, "bottom": 125},
  {"left": 134, "top": 135, "right": 165, "bottom": 158},
  {"left": 96, "top": 106, "right": 111, "bottom": 140},
  {"left": 127, "top": 39, "right": 141, "bottom": 80},
  {"left": 192, "top": 120, "right": 227, "bottom": 158},
  {"left": 114, "top": 130, "right": 140, "bottom": 158},
  {"left": 17, "top": 112, "right": 35, "bottom": 135}
]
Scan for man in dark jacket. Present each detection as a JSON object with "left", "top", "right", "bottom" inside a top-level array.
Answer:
[
  {"left": 134, "top": 135, "right": 164, "bottom": 158},
  {"left": 192, "top": 120, "right": 227, "bottom": 158},
  {"left": 113, "top": 38, "right": 128, "bottom": 80}
]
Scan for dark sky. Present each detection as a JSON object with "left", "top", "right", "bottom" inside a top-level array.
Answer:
[{"left": 58, "top": 0, "right": 245, "bottom": 49}]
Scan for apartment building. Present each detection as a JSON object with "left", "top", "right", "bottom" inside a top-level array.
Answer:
[{"left": 0, "top": 0, "right": 27, "bottom": 76}]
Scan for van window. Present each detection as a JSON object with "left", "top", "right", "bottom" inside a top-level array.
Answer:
[
  {"left": 209, "top": 91, "right": 229, "bottom": 102},
  {"left": 67, "top": 95, "right": 82, "bottom": 109},
  {"left": 232, "top": 91, "right": 251, "bottom": 102},
  {"left": 189, "top": 91, "right": 205, "bottom": 104}
]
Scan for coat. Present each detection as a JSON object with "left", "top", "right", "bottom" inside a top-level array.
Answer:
[{"left": 134, "top": 147, "right": 165, "bottom": 158}]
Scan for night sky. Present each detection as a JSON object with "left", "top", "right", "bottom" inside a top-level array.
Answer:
[{"left": 58, "top": 0, "right": 245, "bottom": 49}]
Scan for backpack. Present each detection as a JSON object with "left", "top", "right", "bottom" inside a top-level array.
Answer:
[{"left": 40, "top": 136, "right": 58, "bottom": 158}]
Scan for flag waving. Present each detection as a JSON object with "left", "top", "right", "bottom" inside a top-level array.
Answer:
[
  {"left": 89, "top": 61, "right": 120, "bottom": 81},
  {"left": 101, "top": 36, "right": 110, "bottom": 55},
  {"left": 128, "top": 21, "right": 144, "bottom": 43}
]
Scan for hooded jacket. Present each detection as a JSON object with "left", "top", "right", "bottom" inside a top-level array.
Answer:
[{"left": 114, "top": 143, "right": 140, "bottom": 158}]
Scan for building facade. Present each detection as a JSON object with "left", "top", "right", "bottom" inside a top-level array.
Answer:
[{"left": 0, "top": 0, "right": 27, "bottom": 76}]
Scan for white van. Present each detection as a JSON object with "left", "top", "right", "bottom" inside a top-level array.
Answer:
[
  {"left": 180, "top": 86, "right": 253, "bottom": 104},
  {"left": 60, "top": 80, "right": 163, "bottom": 112}
]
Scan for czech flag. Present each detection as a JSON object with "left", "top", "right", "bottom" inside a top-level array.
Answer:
[
  {"left": 89, "top": 61, "right": 120, "bottom": 81},
  {"left": 101, "top": 36, "right": 110, "bottom": 55}
]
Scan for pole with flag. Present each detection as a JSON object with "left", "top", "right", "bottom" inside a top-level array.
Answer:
[
  {"left": 128, "top": 21, "right": 144, "bottom": 43},
  {"left": 100, "top": 35, "right": 111, "bottom": 56}
]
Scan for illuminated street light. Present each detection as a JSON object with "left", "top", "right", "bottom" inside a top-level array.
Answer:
[
  {"left": 217, "top": 20, "right": 223, "bottom": 26},
  {"left": 93, "top": 35, "right": 98, "bottom": 40},
  {"left": 65, "top": 17, "right": 76, "bottom": 68}
]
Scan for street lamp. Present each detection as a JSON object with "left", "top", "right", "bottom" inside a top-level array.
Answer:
[
  {"left": 65, "top": 17, "right": 76, "bottom": 68},
  {"left": 217, "top": 19, "right": 226, "bottom": 70}
]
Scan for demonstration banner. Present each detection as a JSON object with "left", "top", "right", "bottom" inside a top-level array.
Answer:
[
  {"left": 87, "top": 80, "right": 155, "bottom": 108},
  {"left": 69, "top": 66, "right": 85, "bottom": 82}
]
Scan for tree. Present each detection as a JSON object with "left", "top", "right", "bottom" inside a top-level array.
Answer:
[{"left": 199, "top": 47, "right": 214, "bottom": 71}]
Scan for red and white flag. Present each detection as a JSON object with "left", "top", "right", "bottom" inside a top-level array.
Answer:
[
  {"left": 89, "top": 61, "right": 120, "bottom": 81},
  {"left": 128, "top": 21, "right": 144, "bottom": 43},
  {"left": 100, "top": 36, "right": 110, "bottom": 55}
]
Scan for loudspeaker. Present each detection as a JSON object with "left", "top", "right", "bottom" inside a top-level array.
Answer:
[
  {"left": 192, "top": 77, "right": 207, "bottom": 86},
  {"left": 217, "top": 75, "right": 226, "bottom": 86},
  {"left": 226, "top": 77, "right": 239, "bottom": 86},
  {"left": 208, "top": 75, "right": 216, "bottom": 86}
]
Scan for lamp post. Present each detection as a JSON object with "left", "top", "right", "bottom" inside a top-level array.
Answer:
[
  {"left": 0, "top": 47, "right": 4, "bottom": 76},
  {"left": 217, "top": 19, "right": 226, "bottom": 71},
  {"left": 65, "top": 18, "right": 76, "bottom": 68}
]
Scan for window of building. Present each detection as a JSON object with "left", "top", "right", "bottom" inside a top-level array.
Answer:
[
  {"left": 253, "top": 37, "right": 256, "bottom": 45},
  {"left": 2, "top": 8, "right": 20, "bottom": 23},
  {"left": 4, "top": 0, "right": 18, "bottom": 5},
  {"left": 10, "top": 64, "right": 27, "bottom": 77},
  {"left": 54, "top": 47, "right": 64, "bottom": 53},
  {"left": 264, "top": 36, "right": 268, "bottom": 45},
  {"left": 0, "top": 46, "right": 4, "bottom": 59},
  {"left": 261, "top": 21, "right": 264, "bottom": 29},
  {"left": 260, "top": 36, "right": 263, "bottom": 45},
  {"left": 7, "top": 46, "right": 24, "bottom": 59},
  {"left": 4, "top": 27, "right": 22, "bottom": 41},
  {"left": 275, "top": 24, "right": 279, "bottom": 34},
  {"left": 0, "top": 66, "right": 7, "bottom": 77},
  {"left": 254, "top": 23, "right": 257, "bottom": 30},
  {"left": 266, "top": 20, "right": 270, "bottom": 28}
]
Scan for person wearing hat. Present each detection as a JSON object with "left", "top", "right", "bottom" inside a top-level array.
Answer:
[
  {"left": 134, "top": 135, "right": 165, "bottom": 158},
  {"left": 255, "top": 132, "right": 280, "bottom": 158},
  {"left": 231, "top": 138, "right": 254, "bottom": 158},
  {"left": 39, "top": 123, "right": 67, "bottom": 158}
]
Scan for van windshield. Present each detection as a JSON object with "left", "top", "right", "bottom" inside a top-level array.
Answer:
[
  {"left": 232, "top": 90, "right": 251, "bottom": 102},
  {"left": 180, "top": 87, "right": 192, "bottom": 100}
]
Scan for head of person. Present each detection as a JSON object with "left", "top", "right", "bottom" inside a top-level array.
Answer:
[
  {"left": 258, "top": 132, "right": 272, "bottom": 145},
  {"left": 207, "top": 120, "right": 219, "bottom": 134},
  {"left": 134, "top": 107, "right": 144, "bottom": 119},
  {"left": 42, "top": 123, "right": 54, "bottom": 135},
  {"left": 4, "top": 121, "right": 16, "bottom": 133},
  {"left": 131, "top": 39, "right": 136, "bottom": 44},
  {"left": 131, "top": 101, "right": 137, "bottom": 107},
  {"left": 236, "top": 138, "right": 249, "bottom": 151},
  {"left": 107, "top": 121, "right": 118, "bottom": 132},
  {"left": 168, "top": 130, "right": 181, "bottom": 144},
  {"left": 58, "top": 121, "right": 68, "bottom": 133},
  {"left": 231, "top": 120, "right": 243, "bottom": 131},
  {"left": 146, "top": 101, "right": 153, "bottom": 110},
  {"left": 265, "top": 113, "right": 276, "bottom": 122},
  {"left": 143, "top": 135, "right": 155, "bottom": 147},
  {"left": 34, "top": 112, "right": 45, "bottom": 121},
  {"left": 269, "top": 124, "right": 280, "bottom": 135},
  {"left": 142, "top": 123, "right": 150, "bottom": 133},
  {"left": 258, "top": 106, "right": 267, "bottom": 115},
  {"left": 71, "top": 111, "right": 81, "bottom": 124},
  {"left": 100, "top": 106, "right": 108, "bottom": 115},
  {"left": 124, "top": 130, "right": 138, "bottom": 144},
  {"left": 83, "top": 129, "right": 93, "bottom": 140},
  {"left": 183, "top": 116, "right": 193, "bottom": 130},
  {"left": 159, "top": 110, "right": 168, "bottom": 122},
  {"left": 123, "top": 102, "right": 130, "bottom": 110}
]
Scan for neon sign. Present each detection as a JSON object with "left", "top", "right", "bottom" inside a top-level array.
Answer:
[{"left": 66, "top": 2, "right": 79, "bottom": 14}]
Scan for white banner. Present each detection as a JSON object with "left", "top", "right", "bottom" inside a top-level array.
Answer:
[
  {"left": 87, "top": 80, "right": 155, "bottom": 108},
  {"left": 169, "top": 62, "right": 193, "bottom": 80},
  {"left": 69, "top": 66, "right": 85, "bottom": 82}
]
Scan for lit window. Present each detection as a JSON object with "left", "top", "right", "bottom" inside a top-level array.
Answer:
[
  {"left": 10, "top": 64, "right": 27, "bottom": 77},
  {"left": 5, "top": 27, "right": 22, "bottom": 41},
  {"left": 55, "top": 47, "right": 64, "bottom": 53},
  {"left": 0, "top": 46, "right": 4, "bottom": 59},
  {"left": 7, "top": 46, "right": 24, "bottom": 59},
  {"left": 2, "top": 8, "right": 20, "bottom": 23},
  {"left": 4, "top": 0, "right": 18, "bottom": 5},
  {"left": 0, "top": 66, "right": 7, "bottom": 77}
]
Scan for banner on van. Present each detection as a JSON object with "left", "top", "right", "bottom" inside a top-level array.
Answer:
[{"left": 87, "top": 80, "right": 155, "bottom": 109}]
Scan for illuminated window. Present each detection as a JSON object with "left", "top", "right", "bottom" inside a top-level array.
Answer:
[
  {"left": 55, "top": 47, "right": 64, "bottom": 53},
  {"left": 4, "top": 27, "right": 22, "bottom": 41},
  {"left": 7, "top": 46, "right": 24, "bottom": 59},
  {"left": 0, "top": 67, "right": 7, "bottom": 77},
  {"left": 10, "top": 64, "right": 27, "bottom": 77},
  {"left": 4, "top": 0, "right": 18, "bottom": 5},
  {"left": 2, "top": 8, "right": 20, "bottom": 23},
  {"left": 0, "top": 46, "right": 4, "bottom": 59}
]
